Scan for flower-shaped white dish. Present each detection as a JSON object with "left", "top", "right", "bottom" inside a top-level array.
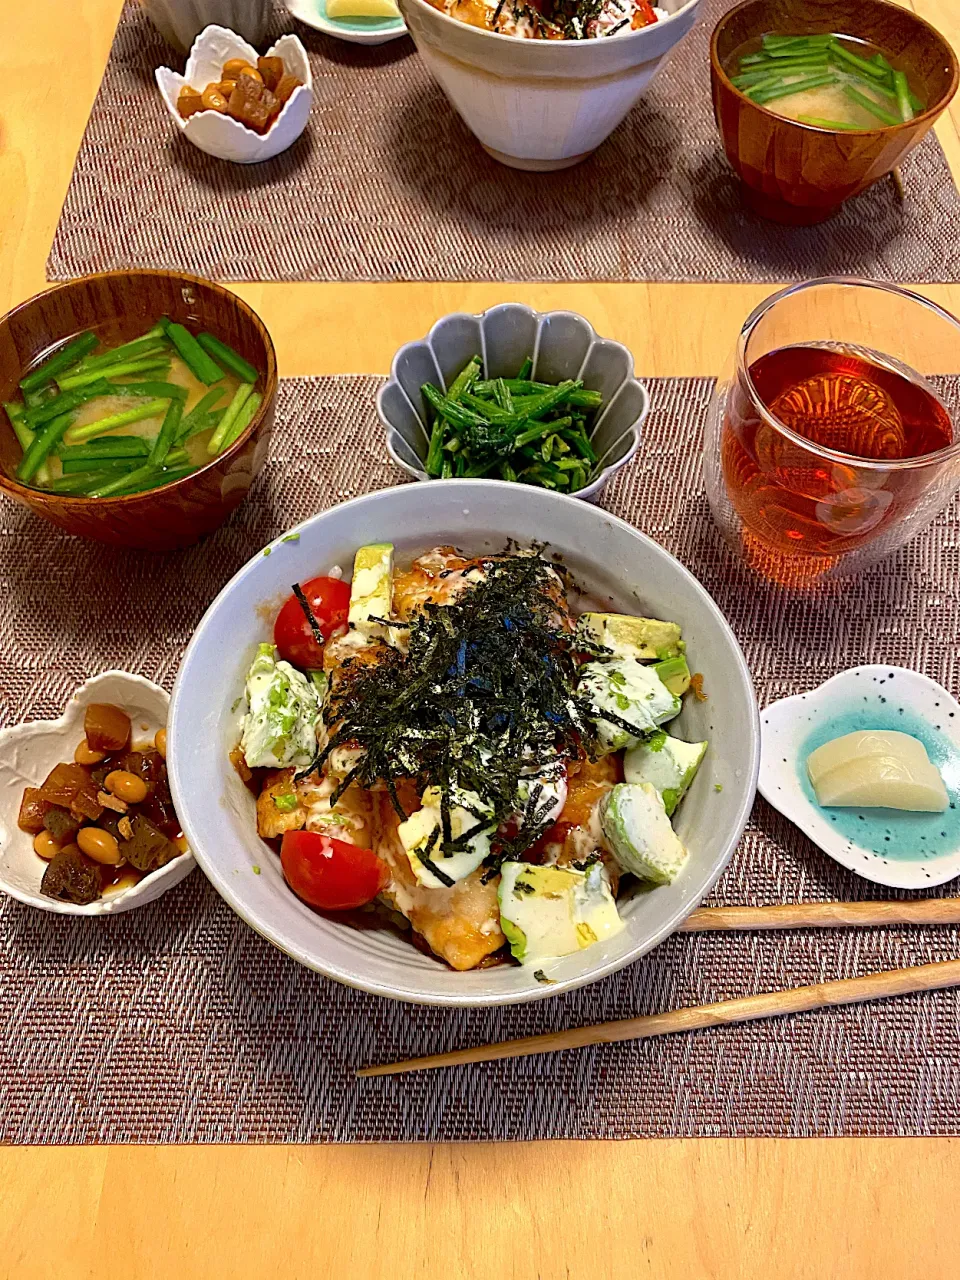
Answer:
[
  {"left": 156, "top": 26, "right": 313, "bottom": 164},
  {"left": 286, "top": 0, "right": 407, "bottom": 46},
  {"left": 0, "top": 672, "right": 194, "bottom": 916},
  {"left": 376, "top": 304, "right": 648, "bottom": 501},
  {"left": 760, "top": 666, "right": 960, "bottom": 890}
]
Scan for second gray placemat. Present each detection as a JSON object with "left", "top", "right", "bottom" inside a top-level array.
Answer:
[
  {"left": 47, "top": 1, "right": 960, "bottom": 284},
  {"left": 2, "top": 374, "right": 960, "bottom": 1143}
]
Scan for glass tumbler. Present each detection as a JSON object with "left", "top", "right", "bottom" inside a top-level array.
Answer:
[{"left": 704, "top": 278, "right": 960, "bottom": 586}]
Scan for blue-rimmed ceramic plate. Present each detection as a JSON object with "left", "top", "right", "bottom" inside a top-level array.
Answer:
[
  {"left": 286, "top": 0, "right": 407, "bottom": 45},
  {"left": 760, "top": 666, "right": 960, "bottom": 890}
]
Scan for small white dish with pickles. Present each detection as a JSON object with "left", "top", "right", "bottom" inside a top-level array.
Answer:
[
  {"left": 760, "top": 666, "right": 960, "bottom": 889},
  {"left": 286, "top": 0, "right": 407, "bottom": 46},
  {"left": 0, "top": 672, "right": 194, "bottom": 916}
]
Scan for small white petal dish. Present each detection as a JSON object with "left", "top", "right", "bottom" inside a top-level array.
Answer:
[
  {"left": 376, "top": 304, "right": 648, "bottom": 502},
  {"left": 286, "top": 0, "right": 408, "bottom": 46},
  {"left": 0, "top": 672, "right": 194, "bottom": 916},
  {"left": 156, "top": 26, "right": 313, "bottom": 164},
  {"left": 760, "top": 666, "right": 960, "bottom": 890}
]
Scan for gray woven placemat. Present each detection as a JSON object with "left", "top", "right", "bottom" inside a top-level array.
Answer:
[
  {"left": 2, "top": 374, "right": 960, "bottom": 1143},
  {"left": 47, "top": 1, "right": 960, "bottom": 284}
]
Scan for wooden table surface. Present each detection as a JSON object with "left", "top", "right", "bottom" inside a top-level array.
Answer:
[{"left": 2, "top": 2, "right": 960, "bottom": 1277}]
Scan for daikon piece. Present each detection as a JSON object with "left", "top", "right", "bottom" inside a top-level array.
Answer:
[
  {"left": 327, "top": 0, "right": 401, "bottom": 16},
  {"left": 807, "top": 730, "right": 949, "bottom": 812}
]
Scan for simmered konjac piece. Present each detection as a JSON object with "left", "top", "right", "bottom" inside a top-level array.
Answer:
[
  {"left": 176, "top": 54, "right": 303, "bottom": 134},
  {"left": 2, "top": 318, "right": 263, "bottom": 499},
  {"left": 18, "top": 705, "right": 184, "bottom": 906}
]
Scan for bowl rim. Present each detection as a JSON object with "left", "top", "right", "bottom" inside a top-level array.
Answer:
[
  {"left": 375, "top": 302, "right": 649, "bottom": 498},
  {"left": 168, "top": 479, "right": 761, "bottom": 1006},
  {"left": 401, "top": 0, "right": 701, "bottom": 53},
  {"left": 709, "top": 0, "right": 960, "bottom": 136},
  {"left": 0, "top": 268, "right": 277, "bottom": 509}
]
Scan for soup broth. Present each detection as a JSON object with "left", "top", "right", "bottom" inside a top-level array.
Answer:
[
  {"left": 48, "top": 353, "right": 243, "bottom": 473},
  {"left": 725, "top": 32, "right": 925, "bottom": 130}
]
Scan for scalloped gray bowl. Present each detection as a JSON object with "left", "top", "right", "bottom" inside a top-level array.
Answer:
[{"left": 376, "top": 304, "right": 648, "bottom": 501}]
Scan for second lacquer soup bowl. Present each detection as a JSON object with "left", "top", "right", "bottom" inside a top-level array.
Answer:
[
  {"left": 169, "top": 482, "right": 759, "bottom": 1007},
  {"left": 397, "top": 0, "right": 702, "bottom": 170}
]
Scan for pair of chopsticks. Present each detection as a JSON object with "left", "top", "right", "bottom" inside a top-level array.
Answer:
[{"left": 357, "top": 898, "right": 960, "bottom": 1077}]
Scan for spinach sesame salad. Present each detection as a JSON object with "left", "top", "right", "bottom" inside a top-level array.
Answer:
[
  {"left": 232, "top": 541, "right": 709, "bottom": 974},
  {"left": 419, "top": 355, "right": 608, "bottom": 492}
]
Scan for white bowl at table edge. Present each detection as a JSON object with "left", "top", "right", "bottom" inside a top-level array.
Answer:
[{"left": 167, "top": 481, "right": 759, "bottom": 1006}]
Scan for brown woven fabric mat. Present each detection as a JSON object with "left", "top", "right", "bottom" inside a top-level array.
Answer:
[
  {"left": 47, "top": 1, "right": 960, "bottom": 284},
  {"left": 2, "top": 374, "right": 960, "bottom": 1142}
]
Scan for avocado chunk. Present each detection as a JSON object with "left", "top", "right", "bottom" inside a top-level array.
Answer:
[
  {"left": 600, "top": 782, "right": 689, "bottom": 885},
  {"left": 498, "top": 861, "right": 624, "bottom": 967},
  {"left": 577, "top": 613, "right": 682, "bottom": 662},
  {"left": 623, "top": 734, "right": 707, "bottom": 816},
  {"left": 348, "top": 543, "right": 394, "bottom": 640},
  {"left": 653, "top": 654, "right": 691, "bottom": 697},
  {"left": 579, "top": 657, "right": 681, "bottom": 752},
  {"left": 240, "top": 643, "right": 320, "bottom": 770}
]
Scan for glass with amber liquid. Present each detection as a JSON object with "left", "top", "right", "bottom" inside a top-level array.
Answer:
[{"left": 705, "top": 279, "right": 960, "bottom": 585}]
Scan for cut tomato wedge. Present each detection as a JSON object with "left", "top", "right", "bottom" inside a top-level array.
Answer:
[{"left": 280, "top": 830, "right": 388, "bottom": 911}]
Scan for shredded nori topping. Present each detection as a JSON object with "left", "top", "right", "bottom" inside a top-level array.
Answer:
[{"left": 316, "top": 553, "right": 608, "bottom": 870}]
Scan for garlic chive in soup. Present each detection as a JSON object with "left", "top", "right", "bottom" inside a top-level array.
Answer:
[
  {"left": 726, "top": 32, "right": 925, "bottom": 129},
  {"left": 430, "top": 0, "right": 668, "bottom": 40},
  {"left": 4, "top": 319, "right": 263, "bottom": 499}
]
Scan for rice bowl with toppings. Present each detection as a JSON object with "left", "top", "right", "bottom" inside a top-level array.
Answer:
[
  {"left": 428, "top": 0, "right": 670, "bottom": 41},
  {"left": 169, "top": 482, "right": 759, "bottom": 1006},
  {"left": 396, "top": 0, "right": 702, "bottom": 169}
]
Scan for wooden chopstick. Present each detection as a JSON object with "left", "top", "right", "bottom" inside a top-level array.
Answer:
[
  {"left": 357, "top": 957, "right": 960, "bottom": 1077},
  {"left": 679, "top": 899, "right": 960, "bottom": 931}
]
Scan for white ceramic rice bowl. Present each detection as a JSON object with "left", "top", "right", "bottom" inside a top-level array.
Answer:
[
  {"left": 156, "top": 26, "right": 313, "bottom": 164},
  {"left": 169, "top": 482, "right": 759, "bottom": 1006},
  {"left": 396, "top": 0, "right": 701, "bottom": 169}
]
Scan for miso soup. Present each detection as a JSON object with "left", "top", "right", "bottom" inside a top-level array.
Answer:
[
  {"left": 3, "top": 318, "right": 264, "bottom": 498},
  {"left": 726, "top": 32, "right": 925, "bottom": 130}
]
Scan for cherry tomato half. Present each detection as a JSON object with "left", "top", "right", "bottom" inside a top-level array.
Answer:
[
  {"left": 273, "top": 575, "right": 350, "bottom": 669},
  {"left": 280, "top": 830, "right": 388, "bottom": 911}
]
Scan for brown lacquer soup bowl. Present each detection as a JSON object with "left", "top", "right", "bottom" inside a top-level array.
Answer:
[
  {"left": 0, "top": 270, "right": 277, "bottom": 550},
  {"left": 710, "top": 0, "right": 959, "bottom": 225}
]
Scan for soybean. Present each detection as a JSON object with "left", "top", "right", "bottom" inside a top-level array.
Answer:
[
  {"left": 77, "top": 826, "right": 123, "bottom": 866},
  {"left": 75, "top": 739, "right": 107, "bottom": 765},
  {"left": 33, "top": 831, "right": 61, "bottom": 860},
  {"left": 105, "top": 769, "right": 148, "bottom": 804}
]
